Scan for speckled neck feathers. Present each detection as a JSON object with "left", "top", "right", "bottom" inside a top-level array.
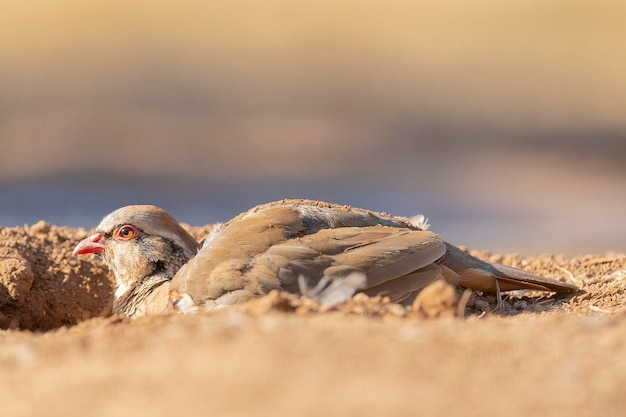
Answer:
[{"left": 111, "top": 239, "right": 194, "bottom": 316}]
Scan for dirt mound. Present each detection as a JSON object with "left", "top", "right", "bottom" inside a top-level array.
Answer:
[{"left": 0, "top": 222, "right": 112, "bottom": 330}]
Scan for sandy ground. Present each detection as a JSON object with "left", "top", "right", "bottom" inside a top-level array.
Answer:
[{"left": 1, "top": 222, "right": 625, "bottom": 417}]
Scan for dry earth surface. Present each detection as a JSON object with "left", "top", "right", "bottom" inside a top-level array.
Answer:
[{"left": 1, "top": 222, "right": 625, "bottom": 417}]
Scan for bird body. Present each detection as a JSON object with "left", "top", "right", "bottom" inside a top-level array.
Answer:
[{"left": 73, "top": 199, "right": 578, "bottom": 318}]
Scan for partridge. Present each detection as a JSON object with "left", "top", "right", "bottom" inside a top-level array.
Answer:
[{"left": 73, "top": 199, "right": 578, "bottom": 318}]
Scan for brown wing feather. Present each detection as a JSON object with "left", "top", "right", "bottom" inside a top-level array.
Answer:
[
  {"left": 253, "top": 226, "right": 446, "bottom": 291},
  {"left": 362, "top": 263, "right": 442, "bottom": 302},
  {"left": 171, "top": 206, "right": 305, "bottom": 303}
]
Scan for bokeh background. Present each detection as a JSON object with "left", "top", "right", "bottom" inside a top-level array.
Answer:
[{"left": 1, "top": 0, "right": 625, "bottom": 254}]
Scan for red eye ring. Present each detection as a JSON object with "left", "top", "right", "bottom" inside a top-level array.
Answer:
[{"left": 115, "top": 225, "right": 138, "bottom": 240}]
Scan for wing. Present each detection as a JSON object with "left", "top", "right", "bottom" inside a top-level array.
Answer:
[
  {"left": 253, "top": 226, "right": 445, "bottom": 291},
  {"left": 169, "top": 202, "right": 446, "bottom": 311}
]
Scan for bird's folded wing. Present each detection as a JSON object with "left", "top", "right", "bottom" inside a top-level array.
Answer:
[
  {"left": 171, "top": 223, "right": 446, "bottom": 310},
  {"left": 361, "top": 263, "right": 442, "bottom": 302}
]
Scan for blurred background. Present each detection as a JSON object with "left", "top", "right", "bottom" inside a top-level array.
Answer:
[{"left": 1, "top": 0, "right": 625, "bottom": 254}]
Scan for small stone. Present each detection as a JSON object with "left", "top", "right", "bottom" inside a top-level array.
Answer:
[
  {"left": 352, "top": 293, "right": 370, "bottom": 303},
  {"left": 387, "top": 303, "right": 406, "bottom": 317},
  {"left": 575, "top": 292, "right": 591, "bottom": 302},
  {"left": 474, "top": 299, "right": 490, "bottom": 311},
  {"left": 413, "top": 280, "right": 460, "bottom": 318},
  {"left": 29, "top": 220, "right": 51, "bottom": 235}
]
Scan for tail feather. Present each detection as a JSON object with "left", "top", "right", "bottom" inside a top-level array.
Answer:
[
  {"left": 442, "top": 243, "right": 579, "bottom": 294},
  {"left": 489, "top": 262, "right": 579, "bottom": 293}
]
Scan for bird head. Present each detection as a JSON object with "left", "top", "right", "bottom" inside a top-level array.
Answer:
[{"left": 73, "top": 205, "right": 200, "bottom": 297}]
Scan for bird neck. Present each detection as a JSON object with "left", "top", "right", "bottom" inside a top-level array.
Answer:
[
  {"left": 111, "top": 240, "right": 194, "bottom": 318},
  {"left": 113, "top": 275, "right": 171, "bottom": 318},
  {"left": 108, "top": 237, "right": 196, "bottom": 317}
]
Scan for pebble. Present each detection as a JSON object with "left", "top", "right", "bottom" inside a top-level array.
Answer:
[
  {"left": 474, "top": 299, "right": 490, "bottom": 311},
  {"left": 29, "top": 220, "right": 51, "bottom": 235},
  {"left": 387, "top": 304, "right": 406, "bottom": 317}
]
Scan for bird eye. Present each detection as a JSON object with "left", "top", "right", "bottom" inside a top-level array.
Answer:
[{"left": 116, "top": 225, "right": 137, "bottom": 240}]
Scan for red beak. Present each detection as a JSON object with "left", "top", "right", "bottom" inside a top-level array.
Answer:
[{"left": 73, "top": 233, "right": 107, "bottom": 255}]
